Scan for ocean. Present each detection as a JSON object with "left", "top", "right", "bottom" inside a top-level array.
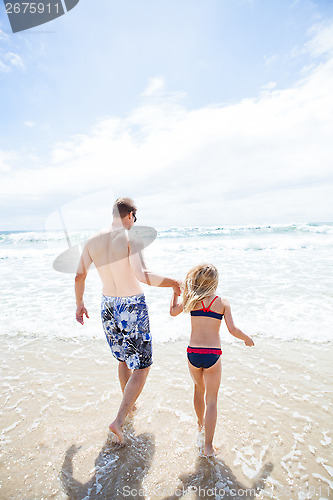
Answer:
[
  {"left": 1, "top": 222, "right": 332, "bottom": 344},
  {"left": 1, "top": 223, "right": 333, "bottom": 499}
]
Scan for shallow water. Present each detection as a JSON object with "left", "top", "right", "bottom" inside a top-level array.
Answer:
[
  {"left": 1, "top": 223, "right": 333, "bottom": 344},
  {"left": 1, "top": 223, "right": 332, "bottom": 498},
  {"left": 1, "top": 336, "right": 332, "bottom": 499}
]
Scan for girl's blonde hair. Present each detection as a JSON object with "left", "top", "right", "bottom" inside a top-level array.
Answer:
[{"left": 183, "top": 263, "right": 219, "bottom": 313}]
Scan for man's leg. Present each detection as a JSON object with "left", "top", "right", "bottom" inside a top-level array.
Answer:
[
  {"left": 118, "top": 361, "right": 132, "bottom": 393},
  {"left": 109, "top": 366, "right": 150, "bottom": 443},
  {"left": 118, "top": 361, "right": 139, "bottom": 412}
]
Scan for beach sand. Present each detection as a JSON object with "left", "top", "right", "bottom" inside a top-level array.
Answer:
[{"left": 1, "top": 335, "right": 332, "bottom": 499}]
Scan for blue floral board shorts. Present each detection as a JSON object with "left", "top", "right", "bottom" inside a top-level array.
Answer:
[{"left": 101, "top": 293, "right": 152, "bottom": 370}]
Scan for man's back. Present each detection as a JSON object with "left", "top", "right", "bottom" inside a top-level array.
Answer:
[
  {"left": 75, "top": 197, "right": 181, "bottom": 443},
  {"left": 86, "top": 228, "right": 143, "bottom": 297}
]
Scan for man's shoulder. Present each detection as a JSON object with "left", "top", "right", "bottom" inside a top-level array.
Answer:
[
  {"left": 85, "top": 228, "right": 108, "bottom": 249},
  {"left": 128, "top": 231, "right": 144, "bottom": 252},
  {"left": 85, "top": 228, "right": 130, "bottom": 262},
  {"left": 86, "top": 228, "right": 126, "bottom": 245}
]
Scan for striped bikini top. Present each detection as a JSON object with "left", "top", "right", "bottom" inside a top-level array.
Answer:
[{"left": 190, "top": 296, "right": 223, "bottom": 321}]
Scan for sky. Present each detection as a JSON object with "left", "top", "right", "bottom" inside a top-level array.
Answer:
[{"left": 0, "top": 0, "right": 333, "bottom": 230}]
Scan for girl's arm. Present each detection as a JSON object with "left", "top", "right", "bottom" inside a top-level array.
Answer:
[
  {"left": 223, "top": 299, "right": 254, "bottom": 346},
  {"left": 170, "top": 291, "right": 184, "bottom": 316}
]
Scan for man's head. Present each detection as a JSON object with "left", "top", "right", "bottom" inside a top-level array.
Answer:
[{"left": 112, "top": 197, "right": 137, "bottom": 229}]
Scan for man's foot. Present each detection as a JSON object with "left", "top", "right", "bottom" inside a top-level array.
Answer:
[
  {"left": 197, "top": 419, "right": 204, "bottom": 430},
  {"left": 203, "top": 444, "right": 216, "bottom": 457},
  {"left": 125, "top": 404, "right": 138, "bottom": 422},
  {"left": 109, "top": 420, "right": 124, "bottom": 444}
]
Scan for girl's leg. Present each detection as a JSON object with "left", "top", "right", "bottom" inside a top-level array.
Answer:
[
  {"left": 203, "top": 358, "right": 221, "bottom": 456},
  {"left": 187, "top": 361, "right": 206, "bottom": 429}
]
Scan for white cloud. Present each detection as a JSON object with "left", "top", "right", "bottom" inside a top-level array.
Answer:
[
  {"left": 0, "top": 29, "right": 8, "bottom": 41},
  {"left": 5, "top": 51, "right": 25, "bottom": 70},
  {"left": 0, "top": 59, "right": 9, "bottom": 72},
  {"left": 264, "top": 54, "right": 278, "bottom": 67},
  {"left": 261, "top": 81, "right": 277, "bottom": 91},
  {"left": 306, "top": 22, "right": 333, "bottom": 58},
  {"left": 0, "top": 51, "right": 25, "bottom": 72},
  {"left": 142, "top": 76, "right": 165, "bottom": 96},
  {"left": 0, "top": 150, "right": 13, "bottom": 173},
  {"left": 24, "top": 121, "right": 36, "bottom": 128},
  {"left": 1, "top": 22, "right": 333, "bottom": 228}
]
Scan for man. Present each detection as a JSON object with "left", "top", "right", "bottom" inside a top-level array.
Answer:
[{"left": 75, "top": 197, "right": 181, "bottom": 443}]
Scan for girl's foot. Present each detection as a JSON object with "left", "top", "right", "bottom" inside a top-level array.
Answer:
[
  {"left": 203, "top": 444, "right": 216, "bottom": 457},
  {"left": 109, "top": 420, "right": 124, "bottom": 444},
  {"left": 196, "top": 426, "right": 205, "bottom": 451}
]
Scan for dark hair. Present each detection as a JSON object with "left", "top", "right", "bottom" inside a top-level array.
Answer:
[{"left": 112, "top": 197, "right": 137, "bottom": 219}]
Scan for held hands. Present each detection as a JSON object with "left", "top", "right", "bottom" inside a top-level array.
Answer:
[
  {"left": 76, "top": 303, "right": 89, "bottom": 325},
  {"left": 172, "top": 279, "right": 183, "bottom": 296}
]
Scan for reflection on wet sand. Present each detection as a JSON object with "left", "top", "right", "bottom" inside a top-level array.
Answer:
[
  {"left": 60, "top": 422, "right": 155, "bottom": 499},
  {"left": 164, "top": 455, "right": 273, "bottom": 499}
]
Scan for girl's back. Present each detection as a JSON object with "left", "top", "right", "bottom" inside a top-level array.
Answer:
[
  {"left": 189, "top": 294, "right": 224, "bottom": 349},
  {"left": 170, "top": 262, "right": 254, "bottom": 457}
]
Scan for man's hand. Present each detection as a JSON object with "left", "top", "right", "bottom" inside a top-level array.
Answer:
[
  {"left": 244, "top": 335, "right": 254, "bottom": 347},
  {"left": 76, "top": 303, "right": 89, "bottom": 325}
]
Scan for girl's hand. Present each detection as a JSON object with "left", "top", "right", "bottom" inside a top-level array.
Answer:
[
  {"left": 244, "top": 335, "right": 254, "bottom": 347},
  {"left": 170, "top": 289, "right": 183, "bottom": 316}
]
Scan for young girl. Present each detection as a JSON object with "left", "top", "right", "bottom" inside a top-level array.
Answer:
[{"left": 170, "top": 263, "right": 254, "bottom": 456}]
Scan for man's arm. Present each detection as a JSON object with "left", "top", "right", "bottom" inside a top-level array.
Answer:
[
  {"left": 75, "top": 244, "right": 93, "bottom": 324},
  {"left": 129, "top": 241, "right": 181, "bottom": 295}
]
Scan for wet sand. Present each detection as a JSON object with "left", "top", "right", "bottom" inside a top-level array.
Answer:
[{"left": 0, "top": 335, "right": 332, "bottom": 499}]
